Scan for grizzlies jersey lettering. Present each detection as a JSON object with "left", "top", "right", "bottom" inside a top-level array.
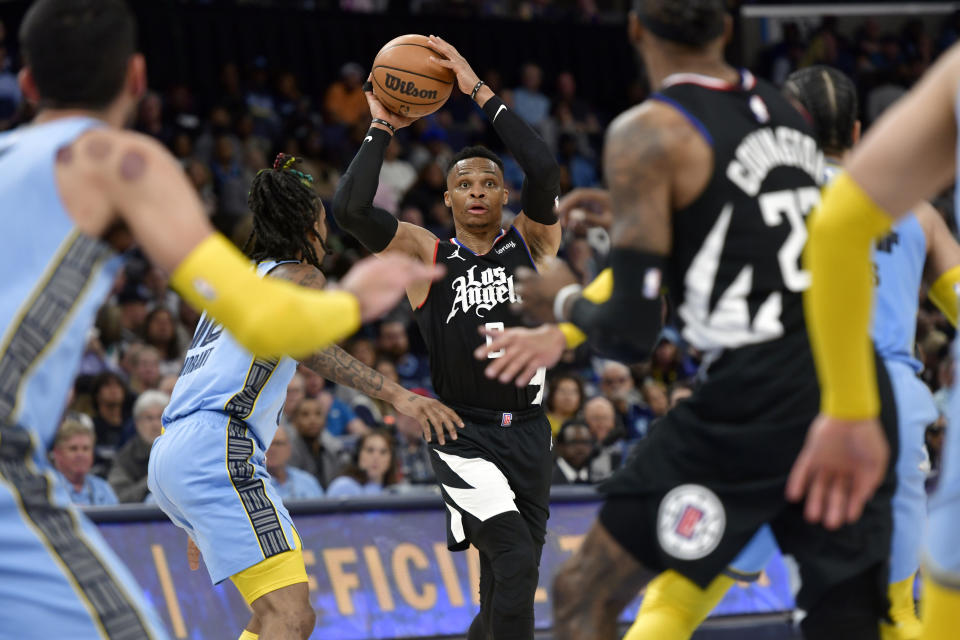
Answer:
[
  {"left": 823, "top": 163, "right": 927, "bottom": 372},
  {"left": 654, "top": 72, "right": 824, "bottom": 415},
  {"left": 0, "top": 118, "right": 124, "bottom": 453},
  {"left": 162, "top": 260, "right": 299, "bottom": 449},
  {"left": 414, "top": 226, "right": 545, "bottom": 411}
]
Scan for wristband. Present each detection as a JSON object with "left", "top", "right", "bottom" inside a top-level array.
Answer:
[
  {"left": 470, "top": 80, "right": 485, "bottom": 101},
  {"left": 554, "top": 283, "right": 583, "bottom": 322},
  {"left": 371, "top": 118, "right": 396, "bottom": 135}
]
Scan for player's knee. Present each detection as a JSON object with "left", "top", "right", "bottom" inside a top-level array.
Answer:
[
  {"left": 552, "top": 557, "right": 585, "bottom": 612},
  {"left": 252, "top": 591, "right": 315, "bottom": 637}
]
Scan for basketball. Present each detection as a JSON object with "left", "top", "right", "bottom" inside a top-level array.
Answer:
[{"left": 371, "top": 34, "right": 455, "bottom": 118}]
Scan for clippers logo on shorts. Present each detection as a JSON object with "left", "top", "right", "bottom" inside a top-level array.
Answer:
[
  {"left": 446, "top": 265, "right": 520, "bottom": 323},
  {"left": 501, "top": 412, "right": 513, "bottom": 427},
  {"left": 657, "top": 484, "right": 726, "bottom": 560}
]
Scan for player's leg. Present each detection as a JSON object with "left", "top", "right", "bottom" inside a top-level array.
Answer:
[
  {"left": 552, "top": 518, "right": 654, "bottom": 640},
  {"left": 0, "top": 424, "right": 169, "bottom": 639},
  {"left": 624, "top": 525, "right": 777, "bottom": 640},
  {"left": 880, "top": 362, "right": 935, "bottom": 640},
  {"left": 466, "top": 550, "right": 494, "bottom": 640},
  {"left": 922, "top": 342, "right": 960, "bottom": 640}
]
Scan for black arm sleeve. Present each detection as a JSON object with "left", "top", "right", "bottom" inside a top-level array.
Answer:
[
  {"left": 568, "top": 248, "right": 666, "bottom": 363},
  {"left": 481, "top": 96, "right": 560, "bottom": 225},
  {"left": 330, "top": 127, "right": 399, "bottom": 253}
]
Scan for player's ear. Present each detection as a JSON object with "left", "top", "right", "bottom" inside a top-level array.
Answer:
[
  {"left": 18, "top": 67, "right": 39, "bottom": 104},
  {"left": 852, "top": 120, "right": 862, "bottom": 146},
  {"left": 126, "top": 54, "right": 147, "bottom": 101},
  {"left": 502, "top": 187, "right": 509, "bottom": 205},
  {"left": 627, "top": 11, "right": 643, "bottom": 47},
  {"left": 444, "top": 191, "right": 451, "bottom": 207}
]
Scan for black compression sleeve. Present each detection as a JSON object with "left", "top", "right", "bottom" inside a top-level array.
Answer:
[
  {"left": 481, "top": 96, "right": 560, "bottom": 225},
  {"left": 330, "top": 127, "right": 399, "bottom": 253},
  {"left": 568, "top": 248, "right": 666, "bottom": 362}
]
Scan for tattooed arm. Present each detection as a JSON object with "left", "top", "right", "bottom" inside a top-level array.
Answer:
[{"left": 271, "top": 262, "right": 463, "bottom": 443}]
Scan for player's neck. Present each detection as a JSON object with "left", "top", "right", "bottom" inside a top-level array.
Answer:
[
  {"left": 647, "top": 52, "right": 738, "bottom": 92},
  {"left": 453, "top": 224, "right": 504, "bottom": 255},
  {"left": 33, "top": 104, "right": 126, "bottom": 129}
]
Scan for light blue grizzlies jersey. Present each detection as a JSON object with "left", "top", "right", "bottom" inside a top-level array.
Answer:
[
  {"left": 824, "top": 163, "right": 926, "bottom": 372},
  {"left": 0, "top": 118, "right": 124, "bottom": 453},
  {"left": 162, "top": 260, "right": 299, "bottom": 449}
]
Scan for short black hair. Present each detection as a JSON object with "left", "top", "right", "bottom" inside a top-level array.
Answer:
[
  {"left": 783, "top": 65, "right": 858, "bottom": 155},
  {"left": 244, "top": 154, "right": 325, "bottom": 270},
  {"left": 446, "top": 145, "right": 504, "bottom": 177},
  {"left": 633, "top": 0, "right": 726, "bottom": 48},
  {"left": 20, "top": 0, "right": 137, "bottom": 110}
]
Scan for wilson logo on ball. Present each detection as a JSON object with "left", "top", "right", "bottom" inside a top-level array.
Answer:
[{"left": 384, "top": 73, "right": 440, "bottom": 100}]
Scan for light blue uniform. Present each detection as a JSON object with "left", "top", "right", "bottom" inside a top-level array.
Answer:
[
  {"left": 0, "top": 118, "right": 168, "bottom": 639},
  {"left": 273, "top": 466, "right": 324, "bottom": 502},
  {"left": 149, "top": 260, "right": 302, "bottom": 584},
  {"left": 57, "top": 471, "right": 119, "bottom": 507},
  {"left": 729, "top": 163, "right": 936, "bottom": 585}
]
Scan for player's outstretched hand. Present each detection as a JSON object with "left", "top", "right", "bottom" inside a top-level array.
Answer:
[
  {"left": 340, "top": 255, "right": 445, "bottom": 322},
  {"left": 363, "top": 74, "right": 418, "bottom": 130},
  {"left": 786, "top": 415, "right": 890, "bottom": 530},
  {"left": 513, "top": 259, "right": 579, "bottom": 324},
  {"left": 557, "top": 187, "right": 613, "bottom": 231},
  {"left": 187, "top": 536, "right": 201, "bottom": 571},
  {"left": 426, "top": 35, "right": 481, "bottom": 96},
  {"left": 393, "top": 394, "right": 464, "bottom": 446},
  {"left": 475, "top": 324, "right": 567, "bottom": 386}
]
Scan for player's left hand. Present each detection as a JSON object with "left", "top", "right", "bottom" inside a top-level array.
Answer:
[
  {"left": 475, "top": 324, "right": 567, "bottom": 386},
  {"left": 513, "top": 259, "right": 580, "bottom": 324},
  {"left": 426, "top": 35, "right": 481, "bottom": 96},
  {"left": 393, "top": 393, "right": 464, "bottom": 445},
  {"left": 187, "top": 536, "right": 201, "bottom": 571},
  {"left": 786, "top": 414, "right": 890, "bottom": 530}
]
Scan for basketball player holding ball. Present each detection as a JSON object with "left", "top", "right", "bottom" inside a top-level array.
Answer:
[{"left": 333, "top": 35, "right": 562, "bottom": 640}]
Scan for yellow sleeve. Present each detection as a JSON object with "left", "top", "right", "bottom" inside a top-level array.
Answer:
[
  {"left": 803, "top": 172, "right": 893, "bottom": 419},
  {"left": 929, "top": 264, "right": 960, "bottom": 327},
  {"left": 558, "top": 268, "right": 614, "bottom": 349},
  {"left": 170, "top": 234, "right": 361, "bottom": 359}
]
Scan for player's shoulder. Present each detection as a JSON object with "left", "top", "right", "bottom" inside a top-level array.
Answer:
[
  {"left": 267, "top": 261, "right": 327, "bottom": 291},
  {"left": 606, "top": 99, "right": 703, "bottom": 160},
  {"left": 65, "top": 128, "right": 176, "bottom": 185}
]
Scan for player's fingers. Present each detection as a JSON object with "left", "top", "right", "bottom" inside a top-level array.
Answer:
[
  {"left": 439, "top": 413, "right": 459, "bottom": 441},
  {"left": 823, "top": 474, "right": 850, "bottom": 531},
  {"left": 785, "top": 449, "right": 812, "bottom": 502},
  {"left": 429, "top": 56, "right": 454, "bottom": 68},
  {"left": 428, "top": 417, "right": 445, "bottom": 446},
  {"left": 483, "top": 352, "right": 510, "bottom": 378},
  {"left": 442, "top": 406, "right": 465, "bottom": 428},
  {"left": 495, "top": 350, "right": 531, "bottom": 384},
  {"left": 803, "top": 469, "right": 828, "bottom": 524},
  {"left": 515, "top": 361, "right": 542, "bottom": 387},
  {"left": 846, "top": 467, "right": 879, "bottom": 525},
  {"left": 515, "top": 266, "right": 537, "bottom": 284}
]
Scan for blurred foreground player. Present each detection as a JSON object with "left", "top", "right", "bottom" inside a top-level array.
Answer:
[
  {"left": 150, "top": 155, "right": 462, "bottom": 640},
  {"left": 332, "top": 36, "right": 561, "bottom": 640},
  {"left": 477, "top": 2, "right": 898, "bottom": 638},
  {"left": 0, "top": 1, "right": 437, "bottom": 638},
  {"left": 781, "top": 38, "right": 960, "bottom": 640},
  {"left": 624, "top": 65, "right": 960, "bottom": 640}
]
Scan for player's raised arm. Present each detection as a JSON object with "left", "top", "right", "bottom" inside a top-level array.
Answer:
[
  {"left": 78, "top": 130, "right": 440, "bottom": 359},
  {"left": 919, "top": 202, "right": 960, "bottom": 327},
  {"left": 330, "top": 82, "right": 439, "bottom": 263},
  {"left": 427, "top": 36, "right": 562, "bottom": 265}
]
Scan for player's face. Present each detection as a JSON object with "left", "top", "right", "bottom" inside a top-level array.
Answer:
[
  {"left": 445, "top": 158, "right": 509, "bottom": 232},
  {"left": 359, "top": 434, "right": 392, "bottom": 484},
  {"left": 54, "top": 434, "right": 94, "bottom": 478}
]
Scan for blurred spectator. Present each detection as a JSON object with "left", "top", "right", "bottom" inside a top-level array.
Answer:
[
  {"left": 583, "top": 396, "right": 627, "bottom": 481},
  {"left": 598, "top": 361, "right": 652, "bottom": 439},
  {"left": 158, "top": 374, "right": 179, "bottom": 397},
  {"left": 378, "top": 137, "right": 418, "bottom": 214},
  {"left": 394, "top": 410, "right": 436, "bottom": 485},
  {"left": 52, "top": 419, "right": 118, "bottom": 506},
  {"left": 211, "top": 133, "right": 254, "bottom": 218},
  {"left": 267, "top": 426, "right": 324, "bottom": 501},
  {"left": 299, "top": 367, "right": 368, "bottom": 437},
  {"left": 282, "top": 371, "right": 307, "bottom": 425},
  {"left": 135, "top": 92, "right": 173, "bottom": 146},
  {"left": 245, "top": 56, "right": 279, "bottom": 138},
  {"left": 668, "top": 382, "right": 693, "bottom": 409},
  {"left": 287, "top": 396, "right": 347, "bottom": 489},
  {"left": 556, "top": 133, "right": 597, "bottom": 189},
  {"left": 933, "top": 354, "right": 954, "bottom": 415},
  {"left": 377, "top": 320, "right": 430, "bottom": 389},
  {"left": 513, "top": 62, "right": 550, "bottom": 127},
  {"left": 640, "top": 380, "right": 669, "bottom": 421},
  {"left": 327, "top": 430, "right": 399, "bottom": 496},
  {"left": 551, "top": 419, "right": 596, "bottom": 485},
  {"left": 324, "top": 62, "right": 368, "bottom": 127},
  {"left": 128, "top": 345, "right": 162, "bottom": 395},
  {"left": 117, "top": 282, "right": 151, "bottom": 343},
  {"left": 545, "top": 373, "right": 584, "bottom": 437},
  {"left": 0, "top": 43, "right": 20, "bottom": 127},
  {"left": 90, "top": 371, "right": 133, "bottom": 473},
  {"left": 109, "top": 391, "right": 169, "bottom": 503},
  {"left": 140, "top": 308, "right": 185, "bottom": 377},
  {"left": 648, "top": 328, "right": 697, "bottom": 386},
  {"left": 926, "top": 416, "right": 947, "bottom": 493}
]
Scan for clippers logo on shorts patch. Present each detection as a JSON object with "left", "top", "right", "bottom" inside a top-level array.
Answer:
[
  {"left": 501, "top": 412, "right": 513, "bottom": 427},
  {"left": 657, "top": 484, "right": 726, "bottom": 560}
]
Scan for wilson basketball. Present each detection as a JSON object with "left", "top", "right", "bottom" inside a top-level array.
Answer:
[{"left": 371, "top": 34, "right": 455, "bottom": 118}]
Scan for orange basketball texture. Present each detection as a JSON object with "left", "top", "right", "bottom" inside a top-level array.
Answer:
[{"left": 371, "top": 34, "right": 455, "bottom": 118}]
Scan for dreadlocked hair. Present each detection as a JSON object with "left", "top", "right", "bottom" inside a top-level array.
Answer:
[
  {"left": 244, "top": 153, "right": 324, "bottom": 270},
  {"left": 783, "top": 66, "right": 858, "bottom": 156}
]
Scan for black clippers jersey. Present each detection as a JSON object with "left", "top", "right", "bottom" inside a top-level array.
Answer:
[
  {"left": 656, "top": 72, "right": 824, "bottom": 410},
  {"left": 414, "top": 226, "right": 545, "bottom": 412}
]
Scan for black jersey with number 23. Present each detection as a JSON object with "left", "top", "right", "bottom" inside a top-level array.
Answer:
[{"left": 413, "top": 226, "right": 545, "bottom": 412}]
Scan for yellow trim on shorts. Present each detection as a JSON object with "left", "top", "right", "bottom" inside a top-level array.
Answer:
[{"left": 230, "top": 528, "right": 308, "bottom": 605}]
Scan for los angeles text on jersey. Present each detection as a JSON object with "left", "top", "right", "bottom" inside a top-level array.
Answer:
[
  {"left": 726, "top": 126, "right": 824, "bottom": 195},
  {"left": 446, "top": 265, "right": 520, "bottom": 324}
]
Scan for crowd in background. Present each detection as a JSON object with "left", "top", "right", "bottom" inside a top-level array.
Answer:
[{"left": 0, "top": 8, "right": 957, "bottom": 507}]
